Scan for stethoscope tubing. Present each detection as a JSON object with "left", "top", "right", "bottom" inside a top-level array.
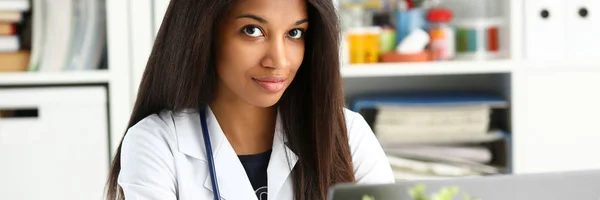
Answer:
[{"left": 200, "top": 108, "right": 221, "bottom": 200}]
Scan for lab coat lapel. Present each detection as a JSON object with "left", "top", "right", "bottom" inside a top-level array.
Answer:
[
  {"left": 267, "top": 111, "right": 298, "bottom": 200},
  {"left": 200, "top": 107, "right": 257, "bottom": 200},
  {"left": 176, "top": 106, "right": 298, "bottom": 200}
]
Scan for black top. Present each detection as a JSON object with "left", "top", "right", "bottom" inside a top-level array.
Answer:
[{"left": 238, "top": 149, "right": 272, "bottom": 200}]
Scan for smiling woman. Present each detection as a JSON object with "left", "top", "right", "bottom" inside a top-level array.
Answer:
[
  {"left": 104, "top": 0, "right": 394, "bottom": 200},
  {"left": 214, "top": 0, "right": 309, "bottom": 108}
]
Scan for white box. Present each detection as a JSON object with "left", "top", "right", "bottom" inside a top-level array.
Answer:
[
  {"left": 0, "top": 86, "right": 109, "bottom": 200},
  {"left": 514, "top": 70, "right": 600, "bottom": 173},
  {"left": 524, "top": 0, "right": 566, "bottom": 61},
  {"left": 566, "top": 0, "right": 600, "bottom": 60},
  {"left": 525, "top": 0, "right": 600, "bottom": 61}
]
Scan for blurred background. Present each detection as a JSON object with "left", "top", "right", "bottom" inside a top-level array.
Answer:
[{"left": 0, "top": 0, "right": 599, "bottom": 199}]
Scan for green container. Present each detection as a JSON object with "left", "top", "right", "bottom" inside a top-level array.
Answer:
[{"left": 379, "top": 27, "right": 396, "bottom": 53}]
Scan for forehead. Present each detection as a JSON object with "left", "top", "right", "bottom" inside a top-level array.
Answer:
[{"left": 227, "top": 0, "right": 308, "bottom": 21}]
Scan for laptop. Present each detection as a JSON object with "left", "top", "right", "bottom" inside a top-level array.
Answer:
[{"left": 327, "top": 169, "right": 600, "bottom": 200}]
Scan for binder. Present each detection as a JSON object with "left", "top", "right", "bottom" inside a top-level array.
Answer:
[
  {"left": 350, "top": 92, "right": 508, "bottom": 112},
  {"left": 38, "top": 0, "right": 74, "bottom": 71}
]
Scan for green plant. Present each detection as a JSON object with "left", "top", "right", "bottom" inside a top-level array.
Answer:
[
  {"left": 408, "top": 184, "right": 481, "bottom": 200},
  {"left": 409, "top": 184, "right": 429, "bottom": 200},
  {"left": 361, "top": 194, "right": 375, "bottom": 200},
  {"left": 431, "top": 186, "right": 458, "bottom": 200}
]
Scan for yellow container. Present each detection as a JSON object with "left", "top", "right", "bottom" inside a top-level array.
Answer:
[{"left": 347, "top": 27, "right": 381, "bottom": 64}]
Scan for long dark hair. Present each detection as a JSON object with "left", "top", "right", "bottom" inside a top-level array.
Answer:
[{"left": 104, "top": 0, "right": 355, "bottom": 199}]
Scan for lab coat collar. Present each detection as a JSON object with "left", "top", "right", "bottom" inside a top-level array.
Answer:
[{"left": 174, "top": 106, "right": 298, "bottom": 200}]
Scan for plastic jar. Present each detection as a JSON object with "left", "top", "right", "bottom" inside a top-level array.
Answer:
[
  {"left": 426, "top": 8, "right": 455, "bottom": 61},
  {"left": 347, "top": 26, "right": 381, "bottom": 64},
  {"left": 437, "top": 0, "right": 506, "bottom": 60}
]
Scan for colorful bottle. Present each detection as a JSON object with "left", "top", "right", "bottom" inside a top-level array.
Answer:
[
  {"left": 347, "top": 26, "right": 381, "bottom": 64},
  {"left": 426, "top": 8, "right": 455, "bottom": 61}
]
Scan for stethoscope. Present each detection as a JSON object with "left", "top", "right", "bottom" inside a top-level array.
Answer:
[{"left": 200, "top": 108, "right": 222, "bottom": 200}]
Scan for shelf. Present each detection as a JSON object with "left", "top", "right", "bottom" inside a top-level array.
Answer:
[
  {"left": 0, "top": 71, "right": 111, "bottom": 86},
  {"left": 518, "top": 61, "right": 600, "bottom": 71},
  {"left": 341, "top": 60, "right": 515, "bottom": 78}
]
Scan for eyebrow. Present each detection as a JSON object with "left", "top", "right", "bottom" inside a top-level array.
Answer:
[
  {"left": 237, "top": 14, "right": 267, "bottom": 23},
  {"left": 236, "top": 14, "right": 309, "bottom": 25},
  {"left": 294, "top": 18, "right": 309, "bottom": 25}
]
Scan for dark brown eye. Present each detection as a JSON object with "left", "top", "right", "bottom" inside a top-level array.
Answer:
[
  {"left": 288, "top": 29, "right": 303, "bottom": 39},
  {"left": 242, "top": 25, "right": 264, "bottom": 37}
]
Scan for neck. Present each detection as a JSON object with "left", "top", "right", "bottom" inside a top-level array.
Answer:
[{"left": 209, "top": 93, "right": 277, "bottom": 155}]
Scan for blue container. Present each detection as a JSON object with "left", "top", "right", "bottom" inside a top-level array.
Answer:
[{"left": 396, "top": 8, "right": 427, "bottom": 46}]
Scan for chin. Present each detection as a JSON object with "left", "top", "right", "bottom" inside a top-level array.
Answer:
[{"left": 246, "top": 94, "right": 284, "bottom": 108}]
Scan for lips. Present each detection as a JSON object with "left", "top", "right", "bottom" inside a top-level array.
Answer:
[{"left": 252, "top": 77, "right": 287, "bottom": 93}]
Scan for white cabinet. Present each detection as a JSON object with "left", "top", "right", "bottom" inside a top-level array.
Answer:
[
  {"left": 524, "top": 0, "right": 566, "bottom": 61},
  {"left": 0, "top": 86, "right": 109, "bottom": 200},
  {"left": 520, "top": 0, "right": 600, "bottom": 174},
  {"left": 513, "top": 69, "right": 600, "bottom": 173},
  {"left": 565, "top": 0, "right": 600, "bottom": 60},
  {"left": 524, "top": 0, "right": 600, "bottom": 61}
]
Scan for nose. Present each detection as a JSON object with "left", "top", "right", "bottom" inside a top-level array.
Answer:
[{"left": 261, "top": 37, "right": 290, "bottom": 69}]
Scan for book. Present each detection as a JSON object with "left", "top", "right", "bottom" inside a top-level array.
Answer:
[
  {"left": 0, "top": 51, "right": 30, "bottom": 72},
  {"left": 38, "top": 0, "right": 74, "bottom": 71},
  {"left": 377, "top": 129, "right": 507, "bottom": 145},
  {"left": 0, "top": 0, "right": 30, "bottom": 11},
  {"left": 0, "top": 23, "right": 17, "bottom": 35},
  {"left": 27, "top": 0, "right": 107, "bottom": 71},
  {"left": 27, "top": 0, "right": 43, "bottom": 71},
  {"left": 67, "top": 0, "right": 106, "bottom": 71},
  {"left": 384, "top": 145, "right": 493, "bottom": 163},
  {"left": 0, "top": 11, "right": 22, "bottom": 22},
  {"left": 374, "top": 104, "right": 492, "bottom": 136},
  {"left": 0, "top": 35, "right": 19, "bottom": 52}
]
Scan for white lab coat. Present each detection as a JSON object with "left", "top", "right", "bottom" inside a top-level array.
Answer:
[{"left": 118, "top": 106, "right": 395, "bottom": 200}]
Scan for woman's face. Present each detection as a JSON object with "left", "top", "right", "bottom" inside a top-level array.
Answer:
[{"left": 215, "top": 0, "right": 308, "bottom": 108}]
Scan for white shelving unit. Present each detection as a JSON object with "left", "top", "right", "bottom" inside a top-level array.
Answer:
[
  {"left": 342, "top": 60, "right": 514, "bottom": 77},
  {"left": 0, "top": 0, "right": 134, "bottom": 158},
  {"left": 0, "top": 71, "right": 111, "bottom": 85},
  {"left": 136, "top": 0, "right": 600, "bottom": 175},
  {"left": 1, "top": 2, "right": 598, "bottom": 197},
  {"left": 0, "top": 1, "right": 132, "bottom": 198},
  {"left": 1, "top": 0, "right": 597, "bottom": 188},
  {"left": 3, "top": 0, "right": 592, "bottom": 180},
  {"left": 342, "top": 60, "right": 600, "bottom": 78}
]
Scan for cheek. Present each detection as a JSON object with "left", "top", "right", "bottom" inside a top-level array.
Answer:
[
  {"left": 217, "top": 39, "right": 261, "bottom": 78},
  {"left": 288, "top": 41, "right": 305, "bottom": 73}
]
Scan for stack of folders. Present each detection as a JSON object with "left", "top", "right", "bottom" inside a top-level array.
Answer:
[
  {"left": 0, "top": 0, "right": 31, "bottom": 72},
  {"left": 351, "top": 92, "right": 510, "bottom": 181},
  {"left": 0, "top": 0, "right": 107, "bottom": 72}
]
